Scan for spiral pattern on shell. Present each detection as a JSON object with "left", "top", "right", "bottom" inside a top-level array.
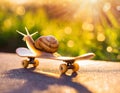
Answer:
[{"left": 34, "top": 35, "right": 59, "bottom": 53}]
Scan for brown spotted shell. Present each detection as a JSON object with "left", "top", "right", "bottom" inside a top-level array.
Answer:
[{"left": 34, "top": 35, "right": 59, "bottom": 53}]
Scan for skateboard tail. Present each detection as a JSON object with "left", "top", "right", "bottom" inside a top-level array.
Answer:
[{"left": 76, "top": 53, "right": 95, "bottom": 60}]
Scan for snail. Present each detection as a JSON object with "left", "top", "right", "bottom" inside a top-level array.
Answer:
[{"left": 16, "top": 27, "right": 59, "bottom": 57}]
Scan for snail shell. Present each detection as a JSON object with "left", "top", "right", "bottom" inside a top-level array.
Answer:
[{"left": 34, "top": 35, "right": 59, "bottom": 53}]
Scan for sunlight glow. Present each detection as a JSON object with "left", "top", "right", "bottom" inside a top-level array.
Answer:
[
  {"left": 90, "top": 0, "right": 98, "bottom": 4},
  {"left": 103, "top": 3, "right": 111, "bottom": 12},
  {"left": 73, "top": 0, "right": 101, "bottom": 22},
  {"left": 116, "top": 6, "right": 120, "bottom": 11},
  {"left": 82, "top": 22, "right": 94, "bottom": 31},
  {"left": 8, "top": 0, "right": 29, "bottom": 4}
]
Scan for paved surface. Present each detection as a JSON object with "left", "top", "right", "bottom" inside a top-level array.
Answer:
[{"left": 0, "top": 53, "right": 120, "bottom": 93}]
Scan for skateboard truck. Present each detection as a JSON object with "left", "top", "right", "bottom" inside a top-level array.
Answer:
[
  {"left": 28, "top": 57, "right": 35, "bottom": 64},
  {"left": 22, "top": 57, "right": 39, "bottom": 68},
  {"left": 66, "top": 60, "right": 74, "bottom": 69},
  {"left": 59, "top": 60, "right": 79, "bottom": 74}
]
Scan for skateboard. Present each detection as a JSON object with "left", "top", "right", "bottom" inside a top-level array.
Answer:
[{"left": 16, "top": 47, "right": 95, "bottom": 74}]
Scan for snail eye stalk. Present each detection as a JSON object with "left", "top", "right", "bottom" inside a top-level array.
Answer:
[
  {"left": 16, "top": 27, "right": 38, "bottom": 37},
  {"left": 31, "top": 31, "right": 38, "bottom": 37},
  {"left": 16, "top": 30, "right": 26, "bottom": 36},
  {"left": 25, "top": 27, "right": 30, "bottom": 35}
]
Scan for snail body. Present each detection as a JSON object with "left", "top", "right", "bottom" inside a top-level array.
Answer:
[{"left": 16, "top": 27, "right": 59, "bottom": 57}]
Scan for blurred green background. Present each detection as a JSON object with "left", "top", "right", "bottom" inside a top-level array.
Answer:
[{"left": 0, "top": 0, "right": 120, "bottom": 61}]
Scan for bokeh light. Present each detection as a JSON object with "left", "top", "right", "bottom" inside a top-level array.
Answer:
[
  {"left": 82, "top": 22, "right": 94, "bottom": 31},
  {"left": 103, "top": 2, "right": 111, "bottom": 12},
  {"left": 67, "top": 40, "right": 74, "bottom": 48},
  {"left": 97, "top": 33, "right": 105, "bottom": 42},
  {"left": 3, "top": 18, "right": 12, "bottom": 29},
  {"left": 64, "top": 26, "right": 72, "bottom": 34},
  {"left": 15, "top": 6, "right": 25, "bottom": 15},
  {"left": 106, "top": 46, "right": 113, "bottom": 53}
]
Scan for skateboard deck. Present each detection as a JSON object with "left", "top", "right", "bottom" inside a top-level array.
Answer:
[
  {"left": 16, "top": 47, "right": 95, "bottom": 62},
  {"left": 16, "top": 47, "right": 56, "bottom": 58},
  {"left": 16, "top": 47, "right": 35, "bottom": 57},
  {"left": 55, "top": 53, "right": 95, "bottom": 62}
]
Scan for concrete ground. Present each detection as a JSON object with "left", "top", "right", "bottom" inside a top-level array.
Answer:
[{"left": 0, "top": 52, "right": 120, "bottom": 93}]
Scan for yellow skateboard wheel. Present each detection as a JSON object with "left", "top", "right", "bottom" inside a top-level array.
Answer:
[
  {"left": 22, "top": 59, "right": 29, "bottom": 68},
  {"left": 33, "top": 59, "right": 39, "bottom": 67},
  {"left": 59, "top": 64, "right": 67, "bottom": 74},
  {"left": 72, "top": 63, "right": 79, "bottom": 72}
]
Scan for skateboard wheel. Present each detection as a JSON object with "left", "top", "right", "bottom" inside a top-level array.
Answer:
[
  {"left": 22, "top": 59, "right": 29, "bottom": 68},
  {"left": 33, "top": 59, "right": 39, "bottom": 67},
  {"left": 72, "top": 63, "right": 79, "bottom": 72},
  {"left": 59, "top": 64, "right": 67, "bottom": 74}
]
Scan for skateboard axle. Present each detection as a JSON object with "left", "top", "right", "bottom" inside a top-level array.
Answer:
[
  {"left": 66, "top": 62, "right": 74, "bottom": 69},
  {"left": 28, "top": 57, "right": 35, "bottom": 64},
  {"left": 67, "top": 65, "right": 74, "bottom": 69}
]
